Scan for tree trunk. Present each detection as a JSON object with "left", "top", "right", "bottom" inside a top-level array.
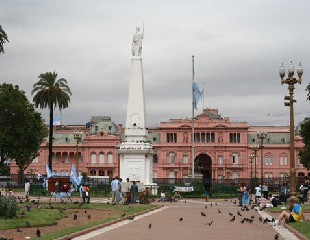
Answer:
[
  {"left": 48, "top": 105, "right": 54, "bottom": 171},
  {"left": 18, "top": 167, "right": 24, "bottom": 187}
]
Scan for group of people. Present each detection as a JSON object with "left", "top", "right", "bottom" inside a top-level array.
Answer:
[
  {"left": 111, "top": 176, "right": 141, "bottom": 204},
  {"left": 237, "top": 183, "right": 250, "bottom": 206}
]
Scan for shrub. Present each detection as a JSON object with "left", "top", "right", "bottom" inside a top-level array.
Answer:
[{"left": 0, "top": 196, "right": 20, "bottom": 219}]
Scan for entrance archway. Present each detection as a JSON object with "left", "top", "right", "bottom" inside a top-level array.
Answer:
[{"left": 194, "top": 153, "right": 212, "bottom": 180}]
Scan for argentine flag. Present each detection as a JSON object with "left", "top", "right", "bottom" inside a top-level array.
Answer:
[
  {"left": 53, "top": 116, "right": 61, "bottom": 126},
  {"left": 192, "top": 82, "right": 202, "bottom": 110},
  {"left": 46, "top": 165, "right": 54, "bottom": 179}
]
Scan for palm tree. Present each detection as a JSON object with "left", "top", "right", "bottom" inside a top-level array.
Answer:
[
  {"left": 32, "top": 72, "right": 72, "bottom": 171},
  {"left": 0, "top": 24, "right": 9, "bottom": 54}
]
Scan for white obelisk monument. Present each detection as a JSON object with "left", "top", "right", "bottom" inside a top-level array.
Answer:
[{"left": 117, "top": 26, "right": 154, "bottom": 185}]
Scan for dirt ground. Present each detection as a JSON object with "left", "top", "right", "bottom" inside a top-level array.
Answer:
[{"left": 0, "top": 207, "right": 120, "bottom": 240}]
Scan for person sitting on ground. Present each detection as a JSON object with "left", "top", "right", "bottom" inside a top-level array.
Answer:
[
  {"left": 276, "top": 196, "right": 305, "bottom": 225},
  {"left": 172, "top": 190, "right": 181, "bottom": 201},
  {"left": 260, "top": 194, "right": 281, "bottom": 210}
]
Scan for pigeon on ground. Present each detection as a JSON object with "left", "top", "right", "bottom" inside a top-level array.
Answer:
[
  {"left": 128, "top": 216, "right": 135, "bottom": 220},
  {"left": 36, "top": 228, "right": 41, "bottom": 237},
  {"left": 121, "top": 212, "right": 126, "bottom": 217},
  {"left": 73, "top": 214, "right": 78, "bottom": 220},
  {"left": 274, "top": 233, "right": 279, "bottom": 240},
  {"left": 201, "top": 212, "right": 206, "bottom": 216},
  {"left": 259, "top": 217, "right": 263, "bottom": 222},
  {"left": 16, "top": 227, "right": 22, "bottom": 233},
  {"left": 229, "top": 212, "right": 233, "bottom": 216},
  {"left": 218, "top": 209, "right": 221, "bottom": 213},
  {"left": 88, "top": 214, "right": 91, "bottom": 219},
  {"left": 179, "top": 217, "right": 183, "bottom": 222},
  {"left": 148, "top": 223, "right": 152, "bottom": 229},
  {"left": 205, "top": 220, "right": 213, "bottom": 226},
  {"left": 230, "top": 216, "right": 235, "bottom": 222},
  {"left": 237, "top": 211, "right": 242, "bottom": 216}
]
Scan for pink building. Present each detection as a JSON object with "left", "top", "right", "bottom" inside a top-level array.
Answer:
[{"left": 10, "top": 108, "right": 310, "bottom": 180}]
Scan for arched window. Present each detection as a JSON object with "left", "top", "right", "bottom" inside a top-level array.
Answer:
[
  {"left": 195, "top": 133, "right": 200, "bottom": 143},
  {"left": 91, "top": 152, "right": 96, "bottom": 164},
  {"left": 206, "top": 132, "right": 211, "bottom": 143},
  {"left": 280, "top": 154, "right": 287, "bottom": 165},
  {"left": 107, "top": 152, "right": 113, "bottom": 163},
  {"left": 298, "top": 172, "right": 305, "bottom": 176},
  {"left": 90, "top": 170, "right": 96, "bottom": 176},
  {"left": 63, "top": 152, "right": 69, "bottom": 163},
  {"left": 201, "top": 132, "right": 206, "bottom": 143},
  {"left": 169, "top": 152, "right": 175, "bottom": 164},
  {"left": 265, "top": 153, "right": 272, "bottom": 165},
  {"left": 211, "top": 132, "right": 215, "bottom": 143},
  {"left": 99, "top": 152, "right": 104, "bottom": 164},
  {"left": 99, "top": 170, "right": 105, "bottom": 176}
]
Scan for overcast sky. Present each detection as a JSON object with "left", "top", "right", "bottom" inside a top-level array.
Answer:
[{"left": 1, "top": 0, "right": 310, "bottom": 128}]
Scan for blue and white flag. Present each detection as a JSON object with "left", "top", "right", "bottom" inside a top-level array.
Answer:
[
  {"left": 53, "top": 116, "right": 61, "bottom": 126},
  {"left": 192, "top": 82, "right": 202, "bottom": 110},
  {"left": 70, "top": 165, "right": 80, "bottom": 189},
  {"left": 46, "top": 164, "right": 54, "bottom": 179}
]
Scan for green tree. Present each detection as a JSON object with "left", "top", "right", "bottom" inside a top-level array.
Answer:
[
  {"left": 299, "top": 119, "right": 310, "bottom": 169},
  {"left": 0, "top": 24, "right": 9, "bottom": 54},
  {"left": 0, "top": 83, "right": 47, "bottom": 184},
  {"left": 32, "top": 72, "right": 72, "bottom": 171}
]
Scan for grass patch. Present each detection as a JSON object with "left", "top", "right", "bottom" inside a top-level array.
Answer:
[
  {"left": 267, "top": 203, "right": 310, "bottom": 212},
  {"left": 288, "top": 220, "right": 310, "bottom": 239},
  {"left": 0, "top": 201, "right": 156, "bottom": 239}
]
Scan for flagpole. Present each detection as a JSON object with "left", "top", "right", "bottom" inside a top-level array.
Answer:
[
  {"left": 192, "top": 55, "right": 195, "bottom": 179},
  {"left": 202, "top": 81, "right": 205, "bottom": 112}
]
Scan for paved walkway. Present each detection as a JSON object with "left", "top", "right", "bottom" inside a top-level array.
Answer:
[{"left": 73, "top": 199, "right": 301, "bottom": 240}]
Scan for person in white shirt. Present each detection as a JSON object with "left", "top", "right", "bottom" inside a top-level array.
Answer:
[
  {"left": 254, "top": 184, "right": 261, "bottom": 204},
  {"left": 25, "top": 179, "right": 30, "bottom": 201}
]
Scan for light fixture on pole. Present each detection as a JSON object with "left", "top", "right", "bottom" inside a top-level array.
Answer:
[
  {"left": 279, "top": 61, "right": 303, "bottom": 196},
  {"left": 74, "top": 131, "right": 83, "bottom": 175},
  {"left": 257, "top": 130, "right": 267, "bottom": 185}
]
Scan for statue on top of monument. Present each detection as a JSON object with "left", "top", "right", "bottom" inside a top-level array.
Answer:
[{"left": 132, "top": 25, "right": 144, "bottom": 56}]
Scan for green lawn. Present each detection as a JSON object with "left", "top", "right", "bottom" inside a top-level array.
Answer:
[
  {"left": 0, "top": 202, "right": 156, "bottom": 240},
  {"left": 288, "top": 221, "right": 310, "bottom": 239}
]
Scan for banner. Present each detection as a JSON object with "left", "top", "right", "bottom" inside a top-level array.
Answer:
[{"left": 174, "top": 186, "right": 194, "bottom": 192}]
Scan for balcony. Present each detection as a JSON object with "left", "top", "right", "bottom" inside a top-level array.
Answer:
[{"left": 215, "top": 163, "right": 245, "bottom": 169}]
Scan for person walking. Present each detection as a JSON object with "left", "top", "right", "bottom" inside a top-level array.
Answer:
[
  {"left": 237, "top": 183, "right": 243, "bottom": 206},
  {"left": 25, "top": 179, "right": 30, "bottom": 201},
  {"left": 130, "top": 181, "right": 138, "bottom": 203}
]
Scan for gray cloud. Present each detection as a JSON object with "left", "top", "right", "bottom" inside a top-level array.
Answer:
[{"left": 1, "top": 0, "right": 310, "bottom": 128}]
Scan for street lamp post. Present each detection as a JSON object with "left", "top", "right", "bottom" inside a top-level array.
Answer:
[
  {"left": 74, "top": 131, "right": 83, "bottom": 175},
  {"left": 249, "top": 153, "right": 254, "bottom": 191},
  {"left": 279, "top": 61, "right": 303, "bottom": 196},
  {"left": 257, "top": 130, "right": 267, "bottom": 185},
  {"left": 251, "top": 144, "right": 259, "bottom": 185}
]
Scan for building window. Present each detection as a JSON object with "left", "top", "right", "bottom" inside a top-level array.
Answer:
[
  {"left": 195, "top": 133, "right": 200, "bottom": 143},
  {"left": 153, "top": 171, "right": 158, "bottom": 179},
  {"left": 298, "top": 156, "right": 302, "bottom": 166},
  {"left": 90, "top": 170, "right": 96, "bottom": 176},
  {"left": 201, "top": 133, "right": 206, "bottom": 143},
  {"left": 211, "top": 132, "right": 215, "bottom": 143},
  {"left": 99, "top": 152, "right": 104, "bottom": 164},
  {"left": 91, "top": 152, "right": 96, "bottom": 164},
  {"left": 64, "top": 154, "right": 69, "bottom": 163},
  {"left": 265, "top": 154, "right": 272, "bottom": 165},
  {"left": 153, "top": 154, "right": 158, "bottom": 163},
  {"left": 107, "top": 153, "right": 113, "bottom": 163},
  {"left": 167, "top": 133, "right": 177, "bottom": 143},
  {"left": 229, "top": 133, "right": 240, "bottom": 143},
  {"left": 280, "top": 155, "right": 287, "bottom": 165},
  {"left": 281, "top": 138, "right": 285, "bottom": 144},
  {"left": 232, "top": 171, "right": 238, "bottom": 179},
  {"left": 168, "top": 171, "right": 175, "bottom": 184},
  {"left": 169, "top": 152, "right": 175, "bottom": 164},
  {"left": 218, "top": 155, "right": 223, "bottom": 165},
  {"left": 232, "top": 152, "right": 238, "bottom": 164},
  {"left": 183, "top": 155, "right": 189, "bottom": 164},
  {"left": 99, "top": 170, "right": 105, "bottom": 176}
]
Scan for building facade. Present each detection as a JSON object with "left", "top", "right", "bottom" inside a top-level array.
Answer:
[{"left": 10, "top": 108, "right": 310, "bottom": 180}]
